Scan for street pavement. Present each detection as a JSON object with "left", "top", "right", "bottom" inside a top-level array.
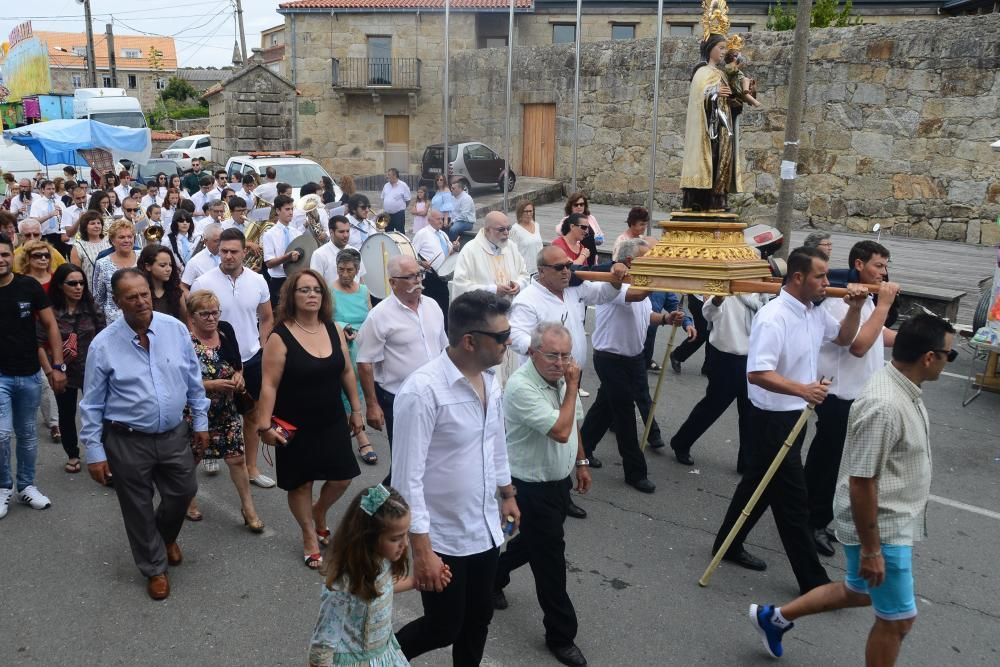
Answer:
[{"left": 2, "top": 330, "right": 999, "bottom": 665}]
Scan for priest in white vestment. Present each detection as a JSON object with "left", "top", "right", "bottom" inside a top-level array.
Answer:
[{"left": 450, "top": 211, "right": 529, "bottom": 302}]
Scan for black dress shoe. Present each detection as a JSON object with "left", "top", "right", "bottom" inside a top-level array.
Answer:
[
  {"left": 720, "top": 547, "right": 767, "bottom": 571},
  {"left": 566, "top": 500, "right": 587, "bottom": 519},
  {"left": 492, "top": 589, "right": 508, "bottom": 610},
  {"left": 627, "top": 478, "right": 656, "bottom": 494},
  {"left": 669, "top": 354, "right": 682, "bottom": 373},
  {"left": 813, "top": 528, "right": 835, "bottom": 557},
  {"left": 587, "top": 455, "right": 602, "bottom": 469},
  {"left": 547, "top": 642, "right": 588, "bottom": 667},
  {"left": 647, "top": 438, "right": 666, "bottom": 450},
  {"left": 672, "top": 448, "right": 694, "bottom": 466}
]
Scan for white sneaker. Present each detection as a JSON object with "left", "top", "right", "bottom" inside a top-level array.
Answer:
[
  {"left": 578, "top": 388, "right": 591, "bottom": 398},
  {"left": 0, "top": 488, "right": 12, "bottom": 519},
  {"left": 17, "top": 485, "right": 52, "bottom": 510},
  {"left": 249, "top": 473, "right": 276, "bottom": 488},
  {"left": 204, "top": 459, "right": 220, "bottom": 475}
]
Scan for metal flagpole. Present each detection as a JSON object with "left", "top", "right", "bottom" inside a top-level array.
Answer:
[
  {"left": 646, "top": 0, "right": 665, "bottom": 234},
  {"left": 503, "top": 0, "right": 516, "bottom": 212},
  {"left": 443, "top": 0, "right": 451, "bottom": 184},
  {"left": 571, "top": 0, "right": 582, "bottom": 192}
]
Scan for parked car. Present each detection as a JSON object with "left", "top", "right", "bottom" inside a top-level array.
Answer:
[
  {"left": 225, "top": 153, "right": 342, "bottom": 201},
  {"left": 992, "top": 138, "right": 1000, "bottom": 151},
  {"left": 128, "top": 158, "right": 184, "bottom": 185},
  {"left": 160, "top": 134, "right": 212, "bottom": 170},
  {"left": 419, "top": 141, "right": 515, "bottom": 193}
]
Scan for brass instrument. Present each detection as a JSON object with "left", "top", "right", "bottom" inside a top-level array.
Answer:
[
  {"left": 296, "top": 194, "right": 329, "bottom": 245},
  {"left": 242, "top": 219, "right": 273, "bottom": 272},
  {"left": 143, "top": 223, "right": 165, "bottom": 244},
  {"left": 374, "top": 211, "right": 391, "bottom": 231}
]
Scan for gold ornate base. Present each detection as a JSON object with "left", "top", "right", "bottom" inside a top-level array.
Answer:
[{"left": 629, "top": 211, "right": 773, "bottom": 296}]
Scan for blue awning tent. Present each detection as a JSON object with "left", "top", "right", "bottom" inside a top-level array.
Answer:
[{"left": 2, "top": 118, "right": 151, "bottom": 168}]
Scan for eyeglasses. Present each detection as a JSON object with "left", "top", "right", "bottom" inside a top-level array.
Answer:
[
  {"left": 195, "top": 310, "right": 221, "bottom": 319},
  {"left": 295, "top": 286, "right": 324, "bottom": 295},
  {"left": 934, "top": 349, "right": 958, "bottom": 363},
  {"left": 540, "top": 262, "right": 573, "bottom": 272},
  {"left": 30, "top": 252, "right": 51, "bottom": 260},
  {"left": 572, "top": 201, "right": 586, "bottom": 207},
  {"left": 390, "top": 271, "right": 426, "bottom": 282},
  {"left": 22, "top": 232, "right": 41, "bottom": 239},
  {"left": 469, "top": 328, "right": 511, "bottom": 344},
  {"left": 358, "top": 205, "right": 369, "bottom": 210},
  {"left": 571, "top": 223, "right": 591, "bottom": 232},
  {"left": 490, "top": 226, "right": 512, "bottom": 233},
  {"left": 63, "top": 280, "right": 85, "bottom": 287},
  {"left": 538, "top": 351, "right": 572, "bottom": 362}
]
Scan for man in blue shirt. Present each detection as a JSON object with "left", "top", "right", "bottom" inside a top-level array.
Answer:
[{"left": 80, "top": 268, "right": 210, "bottom": 601}]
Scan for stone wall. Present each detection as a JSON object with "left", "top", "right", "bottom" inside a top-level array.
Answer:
[
  {"left": 447, "top": 14, "right": 1000, "bottom": 244},
  {"left": 50, "top": 68, "right": 169, "bottom": 110},
  {"left": 205, "top": 65, "right": 296, "bottom": 165}
]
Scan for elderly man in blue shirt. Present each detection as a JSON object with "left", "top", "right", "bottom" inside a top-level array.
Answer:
[{"left": 80, "top": 268, "right": 210, "bottom": 601}]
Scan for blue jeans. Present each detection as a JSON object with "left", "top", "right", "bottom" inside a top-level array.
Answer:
[
  {"left": 0, "top": 371, "right": 44, "bottom": 491},
  {"left": 448, "top": 219, "right": 473, "bottom": 241}
]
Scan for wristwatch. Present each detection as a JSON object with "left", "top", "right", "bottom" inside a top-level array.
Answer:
[
  {"left": 53, "top": 363, "right": 67, "bottom": 373},
  {"left": 575, "top": 458, "right": 590, "bottom": 467}
]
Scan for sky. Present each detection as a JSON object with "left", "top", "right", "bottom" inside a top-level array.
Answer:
[{"left": 1, "top": 0, "right": 285, "bottom": 69}]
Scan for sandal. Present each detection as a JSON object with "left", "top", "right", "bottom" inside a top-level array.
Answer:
[
  {"left": 64, "top": 459, "right": 82, "bottom": 474},
  {"left": 316, "top": 528, "right": 331, "bottom": 547},
  {"left": 304, "top": 553, "right": 323, "bottom": 570},
  {"left": 358, "top": 443, "right": 378, "bottom": 466},
  {"left": 185, "top": 507, "right": 204, "bottom": 522}
]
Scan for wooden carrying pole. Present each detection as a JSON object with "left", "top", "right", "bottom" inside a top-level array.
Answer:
[
  {"left": 572, "top": 273, "right": 881, "bottom": 300},
  {"left": 640, "top": 322, "right": 679, "bottom": 451},
  {"left": 697, "top": 398, "right": 818, "bottom": 587}
]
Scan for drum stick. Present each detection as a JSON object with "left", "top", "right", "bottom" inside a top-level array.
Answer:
[
  {"left": 697, "top": 378, "right": 826, "bottom": 588},
  {"left": 640, "top": 322, "right": 679, "bottom": 452}
]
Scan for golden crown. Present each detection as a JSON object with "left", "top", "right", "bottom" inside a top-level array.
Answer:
[
  {"left": 726, "top": 33, "right": 744, "bottom": 52},
  {"left": 702, "top": 0, "right": 731, "bottom": 40}
]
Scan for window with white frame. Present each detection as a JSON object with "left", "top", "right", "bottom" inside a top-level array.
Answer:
[
  {"left": 156, "top": 77, "right": 167, "bottom": 90},
  {"left": 121, "top": 48, "right": 141, "bottom": 59},
  {"left": 72, "top": 74, "right": 82, "bottom": 88},
  {"left": 102, "top": 75, "right": 113, "bottom": 87}
]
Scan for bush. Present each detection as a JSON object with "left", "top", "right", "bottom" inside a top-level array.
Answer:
[
  {"left": 168, "top": 106, "right": 209, "bottom": 120},
  {"left": 767, "top": 0, "right": 862, "bottom": 31},
  {"left": 160, "top": 76, "right": 199, "bottom": 103}
]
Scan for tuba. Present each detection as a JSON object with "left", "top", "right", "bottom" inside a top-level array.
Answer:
[
  {"left": 296, "top": 194, "right": 329, "bottom": 245},
  {"left": 242, "top": 219, "right": 273, "bottom": 272}
]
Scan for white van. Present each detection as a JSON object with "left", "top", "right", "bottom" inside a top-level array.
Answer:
[{"left": 73, "top": 88, "right": 147, "bottom": 129}]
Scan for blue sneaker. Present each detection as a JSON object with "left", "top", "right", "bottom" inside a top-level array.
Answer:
[{"left": 749, "top": 603, "right": 793, "bottom": 658}]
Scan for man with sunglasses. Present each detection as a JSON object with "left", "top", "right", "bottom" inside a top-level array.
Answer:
[
  {"left": 450, "top": 211, "right": 528, "bottom": 303},
  {"left": 392, "top": 290, "right": 519, "bottom": 666},
  {"left": 748, "top": 314, "right": 954, "bottom": 664},
  {"left": 345, "top": 194, "right": 377, "bottom": 249}
]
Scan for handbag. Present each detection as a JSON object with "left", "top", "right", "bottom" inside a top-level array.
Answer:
[{"left": 61, "top": 312, "right": 82, "bottom": 364}]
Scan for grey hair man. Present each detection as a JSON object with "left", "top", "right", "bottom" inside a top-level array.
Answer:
[
  {"left": 450, "top": 210, "right": 529, "bottom": 301},
  {"left": 803, "top": 231, "right": 833, "bottom": 257},
  {"left": 180, "top": 222, "right": 223, "bottom": 289}
]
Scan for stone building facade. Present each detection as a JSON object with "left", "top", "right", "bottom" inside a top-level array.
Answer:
[
  {"left": 203, "top": 64, "right": 298, "bottom": 164},
  {"left": 444, "top": 13, "right": 1000, "bottom": 244}
]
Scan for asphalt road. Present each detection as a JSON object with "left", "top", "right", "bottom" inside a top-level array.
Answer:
[{"left": 2, "top": 331, "right": 998, "bottom": 666}]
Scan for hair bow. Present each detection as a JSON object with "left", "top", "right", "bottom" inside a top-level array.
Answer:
[{"left": 360, "top": 484, "right": 391, "bottom": 516}]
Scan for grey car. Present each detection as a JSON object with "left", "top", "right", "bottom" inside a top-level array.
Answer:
[{"left": 419, "top": 141, "right": 516, "bottom": 193}]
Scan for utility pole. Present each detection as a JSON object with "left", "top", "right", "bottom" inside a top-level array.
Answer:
[
  {"left": 773, "top": 0, "right": 814, "bottom": 259},
  {"left": 645, "top": 0, "right": 665, "bottom": 233},
  {"left": 105, "top": 23, "right": 118, "bottom": 88},
  {"left": 83, "top": 0, "right": 98, "bottom": 87},
  {"left": 234, "top": 0, "right": 248, "bottom": 64}
]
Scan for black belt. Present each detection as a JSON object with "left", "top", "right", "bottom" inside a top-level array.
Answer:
[{"left": 103, "top": 420, "right": 182, "bottom": 438}]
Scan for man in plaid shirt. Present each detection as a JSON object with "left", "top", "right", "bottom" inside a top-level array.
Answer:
[{"left": 746, "top": 313, "right": 956, "bottom": 665}]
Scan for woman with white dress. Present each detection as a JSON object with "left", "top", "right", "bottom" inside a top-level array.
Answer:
[
  {"left": 69, "top": 211, "right": 111, "bottom": 287},
  {"left": 508, "top": 199, "right": 543, "bottom": 276}
]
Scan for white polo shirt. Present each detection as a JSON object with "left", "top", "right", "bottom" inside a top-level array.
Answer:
[
  {"left": 262, "top": 222, "right": 297, "bottom": 279},
  {"left": 29, "top": 196, "right": 65, "bottom": 235},
  {"left": 355, "top": 294, "right": 448, "bottom": 394},
  {"left": 190, "top": 189, "right": 214, "bottom": 216},
  {"left": 180, "top": 247, "right": 220, "bottom": 287},
  {"left": 701, "top": 294, "right": 769, "bottom": 356},
  {"left": 191, "top": 267, "right": 270, "bottom": 362},
  {"left": 747, "top": 289, "right": 841, "bottom": 412},
  {"left": 592, "top": 289, "right": 652, "bottom": 357},
  {"left": 818, "top": 296, "right": 884, "bottom": 400},
  {"left": 411, "top": 226, "right": 452, "bottom": 271},
  {"left": 10, "top": 193, "right": 39, "bottom": 220},
  {"left": 508, "top": 279, "right": 620, "bottom": 366},
  {"left": 310, "top": 241, "right": 364, "bottom": 286},
  {"left": 61, "top": 204, "right": 83, "bottom": 232}
]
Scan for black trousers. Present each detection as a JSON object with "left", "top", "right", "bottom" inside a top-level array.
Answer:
[
  {"left": 670, "top": 349, "right": 752, "bottom": 469},
  {"left": 581, "top": 350, "right": 653, "bottom": 483},
  {"left": 376, "top": 382, "right": 396, "bottom": 486},
  {"left": 387, "top": 209, "right": 406, "bottom": 233},
  {"left": 712, "top": 406, "right": 830, "bottom": 595},
  {"left": 671, "top": 297, "right": 711, "bottom": 368},
  {"left": 804, "top": 395, "right": 853, "bottom": 530},
  {"left": 268, "top": 275, "right": 286, "bottom": 308},
  {"left": 422, "top": 271, "right": 451, "bottom": 332},
  {"left": 44, "top": 232, "right": 71, "bottom": 258},
  {"left": 495, "top": 477, "right": 577, "bottom": 647},
  {"left": 54, "top": 387, "right": 81, "bottom": 460},
  {"left": 396, "top": 546, "right": 500, "bottom": 666}
]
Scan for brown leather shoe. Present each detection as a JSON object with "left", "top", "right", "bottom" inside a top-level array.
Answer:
[
  {"left": 166, "top": 542, "right": 183, "bottom": 566},
  {"left": 147, "top": 573, "right": 170, "bottom": 600}
]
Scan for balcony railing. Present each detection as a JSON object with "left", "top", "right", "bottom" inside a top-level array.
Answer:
[{"left": 331, "top": 58, "right": 421, "bottom": 91}]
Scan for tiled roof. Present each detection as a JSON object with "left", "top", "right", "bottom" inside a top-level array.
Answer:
[
  {"left": 280, "top": 0, "right": 532, "bottom": 10},
  {"left": 31, "top": 31, "right": 177, "bottom": 71}
]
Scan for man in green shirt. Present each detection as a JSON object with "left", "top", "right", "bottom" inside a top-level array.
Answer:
[
  {"left": 493, "top": 322, "right": 592, "bottom": 667},
  {"left": 181, "top": 158, "right": 206, "bottom": 196}
]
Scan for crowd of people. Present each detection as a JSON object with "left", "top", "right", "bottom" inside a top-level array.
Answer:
[{"left": 0, "top": 166, "right": 955, "bottom": 667}]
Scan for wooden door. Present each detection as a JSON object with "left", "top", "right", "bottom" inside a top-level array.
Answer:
[
  {"left": 521, "top": 103, "right": 556, "bottom": 179},
  {"left": 384, "top": 115, "right": 410, "bottom": 174}
]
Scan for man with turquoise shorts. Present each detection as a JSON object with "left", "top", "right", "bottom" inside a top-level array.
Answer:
[{"left": 747, "top": 313, "right": 956, "bottom": 666}]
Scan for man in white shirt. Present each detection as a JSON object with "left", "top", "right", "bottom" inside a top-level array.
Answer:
[
  {"left": 447, "top": 179, "right": 476, "bottom": 241},
  {"left": 579, "top": 239, "right": 685, "bottom": 494},
  {"left": 190, "top": 175, "right": 216, "bottom": 218},
  {"left": 310, "top": 215, "right": 364, "bottom": 287},
  {"left": 807, "top": 241, "right": 898, "bottom": 558},
  {"left": 113, "top": 171, "right": 133, "bottom": 205},
  {"left": 356, "top": 255, "right": 447, "bottom": 473},
  {"left": 380, "top": 168, "right": 411, "bottom": 233},
  {"left": 60, "top": 186, "right": 89, "bottom": 242},
  {"left": 29, "top": 180, "right": 66, "bottom": 249},
  {"left": 670, "top": 292, "right": 769, "bottom": 470},
  {"left": 251, "top": 166, "right": 278, "bottom": 204},
  {"left": 712, "top": 246, "right": 868, "bottom": 594},
  {"left": 180, "top": 223, "right": 222, "bottom": 290},
  {"left": 345, "top": 194, "right": 377, "bottom": 249},
  {"left": 195, "top": 200, "right": 226, "bottom": 237},
  {"left": 261, "top": 195, "right": 300, "bottom": 306},
  {"left": 412, "top": 208, "right": 459, "bottom": 322},
  {"left": 450, "top": 211, "right": 529, "bottom": 301},
  {"left": 191, "top": 227, "right": 276, "bottom": 488},
  {"left": 392, "top": 289, "right": 520, "bottom": 666},
  {"left": 10, "top": 179, "right": 40, "bottom": 222}
]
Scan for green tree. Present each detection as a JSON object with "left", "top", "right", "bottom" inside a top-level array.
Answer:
[
  {"left": 160, "top": 76, "right": 198, "bottom": 103},
  {"left": 766, "top": 0, "right": 862, "bottom": 31}
]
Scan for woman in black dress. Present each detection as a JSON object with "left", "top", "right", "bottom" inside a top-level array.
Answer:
[{"left": 257, "top": 269, "right": 364, "bottom": 570}]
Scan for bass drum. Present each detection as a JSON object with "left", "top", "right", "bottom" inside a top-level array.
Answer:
[
  {"left": 360, "top": 231, "right": 417, "bottom": 299},
  {"left": 437, "top": 252, "right": 461, "bottom": 282}
]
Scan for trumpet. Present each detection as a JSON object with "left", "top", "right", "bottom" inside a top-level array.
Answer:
[{"left": 143, "top": 223, "right": 165, "bottom": 244}]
